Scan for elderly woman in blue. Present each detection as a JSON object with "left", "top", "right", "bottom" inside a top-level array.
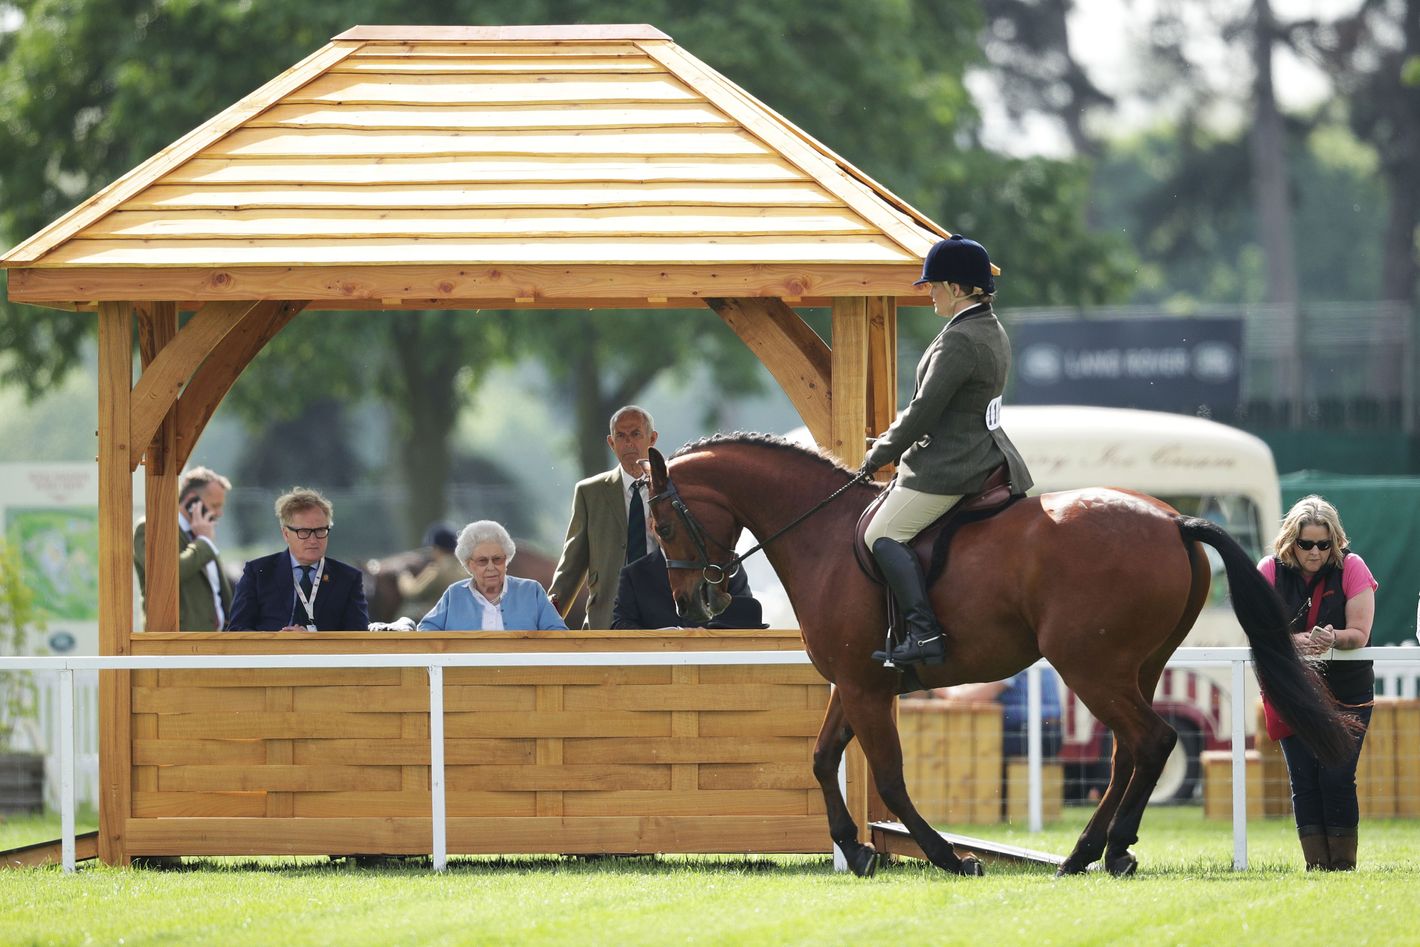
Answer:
[{"left": 417, "top": 520, "right": 567, "bottom": 631}]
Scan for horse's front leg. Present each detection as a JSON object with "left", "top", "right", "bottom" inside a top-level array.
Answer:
[
  {"left": 812, "top": 686, "right": 877, "bottom": 877},
  {"left": 841, "top": 682, "right": 983, "bottom": 877}
]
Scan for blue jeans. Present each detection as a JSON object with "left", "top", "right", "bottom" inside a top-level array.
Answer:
[
  {"left": 1002, "top": 719, "right": 1063, "bottom": 761},
  {"left": 1278, "top": 691, "right": 1372, "bottom": 832}
]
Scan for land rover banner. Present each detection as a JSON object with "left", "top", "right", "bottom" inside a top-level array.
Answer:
[{"left": 1012, "top": 317, "right": 1243, "bottom": 414}]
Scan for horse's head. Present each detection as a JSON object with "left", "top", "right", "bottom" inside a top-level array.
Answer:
[{"left": 646, "top": 446, "right": 740, "bottom": 624}]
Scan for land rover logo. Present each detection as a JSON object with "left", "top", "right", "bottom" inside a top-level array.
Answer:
[
  {"left": 1020, "top": 344, "right": 1063, "bottom": 384},
  {"left": 1191, "top": 342, "right": 1238, "bottom": 383}
]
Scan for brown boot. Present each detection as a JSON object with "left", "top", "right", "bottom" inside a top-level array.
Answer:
[
  {"left": 1298, "top": 826, "right": 1330, "bottom": 871},
  {"left": 1327, "top": 829, "right": 1357, "bottom": 871}
]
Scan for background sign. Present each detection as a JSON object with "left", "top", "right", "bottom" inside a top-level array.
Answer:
[{"left": 1012, "top": 318, "right": 1243, "bottom": 414}]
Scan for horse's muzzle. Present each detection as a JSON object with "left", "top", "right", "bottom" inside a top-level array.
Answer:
[{"left": 677, "top": 578, "right": 730, "bottom": 624}]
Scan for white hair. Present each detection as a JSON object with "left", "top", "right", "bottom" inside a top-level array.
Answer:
[
  {"left": 455, "top": 520, "right": 516, "bottom": 570},
  {"left": 609, "top": 404, "right": 654, "bottom": 435}
]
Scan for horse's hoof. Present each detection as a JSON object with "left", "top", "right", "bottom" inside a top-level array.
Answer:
[
  {"left": 847, "top": 843, "right": 878, "bottom": 878},
  {"left": 1106, "top": 852, "right": 1137, "bottom": 877},
  {"left": 958, "top": 854, "right": 985, "bottom": 877}
]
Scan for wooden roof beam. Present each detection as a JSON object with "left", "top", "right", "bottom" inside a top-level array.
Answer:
[
  {"left": 334, "top": 25, "right": 672, "bottom": 43},
  {"left": 128, "top": 300, "right": 261, "bottom": 470},
  {"left": 708, "top": 297, "right": 830, "bottom": 447},
  {"left": 174, "top": 300, "right": 306, "bottom": 469},
  {"left": 6, "top": 265, "right": 933, "bottom": 307}
]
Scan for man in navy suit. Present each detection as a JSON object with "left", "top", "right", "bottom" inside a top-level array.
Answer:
[
  {"left": 226, "top": 487, "right": 369, "bottom": 631},
  {"left": 611, "top": 547, "right": 766, "bottom": 630}
]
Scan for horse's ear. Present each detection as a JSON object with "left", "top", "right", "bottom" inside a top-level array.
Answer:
[{"left": 648, "top": 447, "right": 669, "bottom": 491}]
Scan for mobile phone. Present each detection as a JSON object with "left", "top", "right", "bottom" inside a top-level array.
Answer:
[{"left": 185, "top": 497, "right": 209, "bottom": 519}]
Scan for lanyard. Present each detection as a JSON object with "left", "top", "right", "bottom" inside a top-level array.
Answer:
[{"left": 293, "top": 558, "right": 325, "bottom": 631}]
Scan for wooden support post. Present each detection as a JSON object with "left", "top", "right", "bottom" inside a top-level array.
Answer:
[
  {"left": 829, "top": 296, "right": 874, "bottom": 841},
  {"left": 137, "top": 302, "right": 179, "bottom": 633},
  {"left": 97, "top": 301, "right": 134, "bottom": 866},
  {"left": 866, "top": 296, "right": 897, "bottom": 438},
  {"left": 706, "top": 298, "right": 831, "bottom": 446},
  {"left": 829, "top": 297, "right": 869, "bottom": 465},
  {"left": 864, "top": 295, "right": 897, "bottom": 828}
]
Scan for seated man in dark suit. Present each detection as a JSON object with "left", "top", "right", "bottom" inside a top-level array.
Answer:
[
  {"left": 611, "top": 546, "right": 766, "bottom": 630},
  {"left": 226, "top": 486, "right": 369, "bottom": 631}
]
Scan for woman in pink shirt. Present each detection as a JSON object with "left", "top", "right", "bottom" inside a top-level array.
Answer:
[{"left": 1257, "top": 495, "right": 1377, "bottom": 871}]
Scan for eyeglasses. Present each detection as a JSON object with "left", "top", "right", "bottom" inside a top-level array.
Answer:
[
  {"left": 470, "top": 555, "right": 507, "bottom": 569},
  {"left": 1295, "top": 538, "right": 1332, "bottom": 551},
  {"left": 284, "top": 525, "right": 331, "bottom": 540}
]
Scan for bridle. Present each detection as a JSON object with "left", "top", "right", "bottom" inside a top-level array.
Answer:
[{"left": 650, "top": 468, "right": 873, "bottom": 592}]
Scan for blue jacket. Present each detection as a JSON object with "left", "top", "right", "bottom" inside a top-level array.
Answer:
[
  {"left": 226, "top": 551, "right": 369, "bottom": 631},
  {"left": 417, "top": 576, "right": 567, "bottom": 631}
]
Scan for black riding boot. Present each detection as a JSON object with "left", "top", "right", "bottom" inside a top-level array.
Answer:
[{"left": 868, "top": 537, "right": 947, "bottom": 667}]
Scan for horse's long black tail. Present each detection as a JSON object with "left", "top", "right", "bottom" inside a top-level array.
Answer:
[{"left": 1177, "top": 516, "right": 1358, "bottom": 766}]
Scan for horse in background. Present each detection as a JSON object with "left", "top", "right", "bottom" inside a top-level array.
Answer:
[
  {"left": 646, "top": 434, "right": 1357, "bottom": 878},
  {"left": 364, "top": 543, "right": 583, "bottom": 624}
]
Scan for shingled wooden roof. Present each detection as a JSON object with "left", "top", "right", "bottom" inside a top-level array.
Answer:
[{"left": 3, "top": 24, "right": 947, "bottom": 309}]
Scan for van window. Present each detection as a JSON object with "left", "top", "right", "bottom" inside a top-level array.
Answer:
[{"left": 1156, "top": 492, "right": 1264, "bottom": 608}]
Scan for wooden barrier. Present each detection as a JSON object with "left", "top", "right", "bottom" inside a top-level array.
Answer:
[
  {"left": 1202, "top": 750, "right": 1262, "bottom": 820},
  {"left": 1395, "top": 700, "right": 1420, "bottom": 818},
  {"left": 1253, "top": 700, "right": 1293, "bottom": 817},
  {"left": 1005, "top": 759, "right": 1063, "bottom": 824},
  {"left": 1357, "top": 698, "right": 1394, "bottom": 818},
  {"left": 1258, "top": 697, "right": 1420, "bottom": 820},
  {"left": 123, "top": 630, "right": 835, "bottom": 857},
  {"left": 898, "top": 699, "right": 1002, "bottom": 825}
]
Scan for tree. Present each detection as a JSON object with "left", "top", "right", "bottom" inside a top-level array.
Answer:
[
  {"left": 1248, "top": 0, "right": 1302, "bottom": 418},
  {"left": 220, "top": 309, "right": 513, "bottom": 546},
  {"left": 513, "top": 308, "right": 771, "bottom": 476},
  {"left": 980, "top": 0, "right": 1115, "bottom": 159},
  {"left": 1298, "top": 0, "right": 1420, "bottom": 306}
]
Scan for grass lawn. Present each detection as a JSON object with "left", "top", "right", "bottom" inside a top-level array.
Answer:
[{"left": 2, "top": 806, "right": 1417, "bottom": 945}]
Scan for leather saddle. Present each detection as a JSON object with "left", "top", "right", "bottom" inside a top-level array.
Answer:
[{"left": 854, "top": 463, "right": 1021, "bottom": 585}]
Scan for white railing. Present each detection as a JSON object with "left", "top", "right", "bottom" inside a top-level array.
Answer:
[
  {"left": 3, "top": 646, "right": 1419, "bottom": 874},
  {"left": 1020, "top": 646, "right": 1420, "bottom": 870}
]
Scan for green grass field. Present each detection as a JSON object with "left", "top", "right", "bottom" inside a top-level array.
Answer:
[{"left": 2, "top": 807, "right": 1416, "bottom": 945}]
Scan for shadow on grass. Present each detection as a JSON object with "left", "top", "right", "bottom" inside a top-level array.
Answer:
[
  {"left": 170, "top": 852, "right": 844, "bottom": 878},
  {"left": 160, "top": 851, "right": 1072, "bottom": 880}
]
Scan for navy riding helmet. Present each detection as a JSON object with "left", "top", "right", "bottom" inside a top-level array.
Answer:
[{"left": 914, "top": 234, "right": 995, "bottom": 294}]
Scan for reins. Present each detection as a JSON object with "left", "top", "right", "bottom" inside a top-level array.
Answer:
[{"left": 652, "top": 468, "right": 873, "bottom": 586}]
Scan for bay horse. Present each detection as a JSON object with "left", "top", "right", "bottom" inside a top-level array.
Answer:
[{"left": 646, "top": 434, "right": 1355, "bottom": 878}]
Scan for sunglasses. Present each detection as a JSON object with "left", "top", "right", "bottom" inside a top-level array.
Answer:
[{"left": 1295, "top": 539, "right": 1332, "bottom": 551}]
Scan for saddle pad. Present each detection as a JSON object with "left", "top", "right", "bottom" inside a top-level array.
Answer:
[{"left": 853, "top": 464, "right": 1017, "bottom": 583}]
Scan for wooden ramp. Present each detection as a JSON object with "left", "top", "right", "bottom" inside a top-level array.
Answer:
[
  {"left": 1, "top": 832, "right": 100, "bottom": 869},
  {"left": 871, "top": 821, "right": 1064, "bottom": 870}
]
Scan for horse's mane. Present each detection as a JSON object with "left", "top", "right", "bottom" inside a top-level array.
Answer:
[{"left": 670, "top": 432, "right": 858, "bottom": 479}]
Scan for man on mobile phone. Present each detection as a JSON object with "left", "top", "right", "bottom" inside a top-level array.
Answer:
[{"left": 133, "top": 466, "right": 234, "bottom": 631}]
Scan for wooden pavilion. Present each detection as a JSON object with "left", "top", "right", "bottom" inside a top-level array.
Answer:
[{"left": 1, "top": 24, "right": 957, "bottom": 865}]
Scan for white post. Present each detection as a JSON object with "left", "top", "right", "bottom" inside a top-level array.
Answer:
[
  {"left": 1230, "top": 659, "right": 1248, "bottom": 870},
  {"left": 1027, "top": 663, "right": 1043, "bottom": 832},
  {"left": 832, "top": 686, "right": 848, "bottom": 872},
  {"left": 60, "top": 669, "right": 76, "bottom": 873},
  {"left": 428, "top": 665, "right": 446, "bottom": 872}
]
